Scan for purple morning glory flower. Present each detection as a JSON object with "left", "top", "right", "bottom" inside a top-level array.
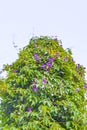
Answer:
[
  {"left": 48, "top": 58, "right": 54, "bottom": 62},
  {"left": 76, "top": 64, "right": 80, "bottom": 69},
  {"left": 33, "top": 53, "right": 40, "bottom": 61},
  {"left": 41, "top": 64, "right": 46, "bottom": 68},
  {"left": 75, "top": 88, "right": 79, "bottom": 92},
  {"left": 55, "top": 52, "right": 58, "bottom": 55},
  {"left": 27, "top": 108, "right": 32, "bottom": 112},
  {"left": 55, "top": 52, "right": 59, "bottom": 56},
  {"left": 84, "top": 84, "right": 87, "bottom": 89},
  {"left": 42, "top": 78, "right": 47, "bottom": 84},
  {"left": 47, "top": 62, "right": 52, "bottom": 68},
  {"left": 14, "top": 70, "right": 17, "bottom": 73},
  {"left": 59, "top": 44, "right": 62, "bottom": 47},
  {"left": 32, "top": 86, "right": 37, "bottom": 92},
  {"left": 34, "top": 54, "right": 38, "bottom": 57},
  {"left": 64, "top": 57, "right": 68, "bottom": 62}
]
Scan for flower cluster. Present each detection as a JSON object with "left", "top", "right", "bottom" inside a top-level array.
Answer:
[
  {"left": 2, "top": 37, "right": 87, "bottom": 130},
  {"left": 41, "top": 64, "right": 46, "bottom": 68},
  {"left": 41, "top": 57, "right": 54, "bottom": 71}
]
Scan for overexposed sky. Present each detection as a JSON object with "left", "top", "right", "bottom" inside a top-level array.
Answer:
[{"left": 0, "top": 0, "right": 87, "bottom": 75}]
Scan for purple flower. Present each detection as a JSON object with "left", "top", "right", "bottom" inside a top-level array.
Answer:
[
  {"left": 34, "top": 54, "right": 38, "bottom": 57},
  {"left": 27, "top": 108, "right": 32, "bottom": 112},
  {"left": 84, "top": 84, "right": 87, "bottom": 89},
  {"left": 55, "top": 52, "right": 58, "bottom": 55},
  {"left": 32, "top": 86, "right": 37, "bottom": 92},
  {"left": 14, "top": 70, "right": 17, "bottom": 73},
  {"left": 41, "top": 64, "right": 46, "bottom": 68},
  {"left": 75, "top": 88, "right": 79, "bottom": 92},
  {"left": 48, "top": 58, "right": 54, "bottom": 62},
  {"left": 47, "top": 62, "right": 52, "bottom": 68},
  {"left": 55, "top": 52, "right": 59, "bottom": 56},
  {"left": 59, "top": 43, "right": 62, "bottom": 47},
  {"left": 64, "top": 57, "right": 68, "bottom": 62},
  {"left": 33, "top": 53, "right": 40, "bottom": 61},
  {"left": 76, "top": 64, "right": 80, "bottom": 69},
  {"left": 55, "top": 52, "right": 60, "bottom": 58},
  {"left": 42, "top": 78, "right": 47, "bottom": 84}
]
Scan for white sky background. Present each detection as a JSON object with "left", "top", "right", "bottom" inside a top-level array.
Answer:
[{"left": 0, "top": 0, "right": 87, "bottom": 77}]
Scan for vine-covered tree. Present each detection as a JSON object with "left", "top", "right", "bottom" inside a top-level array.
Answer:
[{"left": 0, "top": 36, "right": 87, "bottom": 130}]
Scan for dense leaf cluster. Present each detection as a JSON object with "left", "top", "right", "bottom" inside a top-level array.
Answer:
[{"left": 0, "top": 36, "right": 87, "bottom": 130}]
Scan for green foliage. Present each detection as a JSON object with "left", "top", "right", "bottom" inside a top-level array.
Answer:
[{"left": 0, "top": 36, "right": 87, "bottom": 129}]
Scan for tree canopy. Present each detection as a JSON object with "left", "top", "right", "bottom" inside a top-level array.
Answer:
[{"left": 0, "top": 36, "right": 87, "bottom": 130}]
